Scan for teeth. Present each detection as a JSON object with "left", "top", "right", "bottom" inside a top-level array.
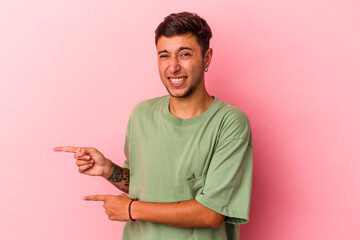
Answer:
[{"left": 169, "top": 77, "right": 185, "bottom": 84}]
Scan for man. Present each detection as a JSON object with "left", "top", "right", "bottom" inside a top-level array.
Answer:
[{"left": 54, "top": 12, "right": 253, "bottom": 240}]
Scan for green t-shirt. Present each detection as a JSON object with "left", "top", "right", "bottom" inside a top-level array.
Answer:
[{"left": 122, "top": 96, "right": 253, "bottom": 240}]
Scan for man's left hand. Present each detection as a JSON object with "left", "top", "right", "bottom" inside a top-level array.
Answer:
[{"left": 84, "top": 193, "right": 131, "bottom": 221}]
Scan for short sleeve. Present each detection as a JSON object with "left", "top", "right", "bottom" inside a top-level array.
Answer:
[
  {"left": 122, "top": 133, "right": 130, "bottom": 169},
  {"left": 122, "top": 112, "right": 134, "bottom": 169},
  {"left": 195, "top": 113, "right": 253, "bottom": 224}
]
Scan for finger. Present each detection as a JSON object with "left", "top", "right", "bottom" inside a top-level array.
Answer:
[
  {"left": 78, "top": 163, "right": 93, "bottom": 173},
  {"left": 53, "top": 146, "right": 79, "bottom": 153},
  {"left": 77, "top": 147, "right": 86, "bottom": 156},
  {"left": 83, "top": 195, "right": 108, "bottom": 201},
  {"left": 76, "top": 159, "right": 93, "bottom": 167},
  {"left": 74, "top": 155, "right": 91, "bottom": 160},
  {"left": 73, "top": 152, "right": 90, "bottom": 160},
  {"left": 75, "top": 147, "right": 95, "bottom": 157}
]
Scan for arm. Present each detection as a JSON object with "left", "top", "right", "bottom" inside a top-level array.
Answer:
[
  {"left": 84, "top": 194, "right": 225, "bottom": 229},
  {"left": 55, "top": 146, "right": 224, "bottom": 228},
  {"left": 131, "top": 199, "right": 225, "bottom": 228},
  {"left": 105, "top": 162, "right": 130, "bottom": 194},
  {"left": 53, "top": 146, "right": 129, "bottom": 193}
]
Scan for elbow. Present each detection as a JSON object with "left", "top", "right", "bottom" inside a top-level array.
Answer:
[
  {"left": 196, "top": 200, "right": 225, "bottom": 228},
  {"left": 209, "top": 218, "right": 223, "bottom": 229},
  {"left": 209, "top": 223, "right": 222, "bottom": 229},
  {"left": 204, "top": 213, "right": 225, "bottom": 229}
]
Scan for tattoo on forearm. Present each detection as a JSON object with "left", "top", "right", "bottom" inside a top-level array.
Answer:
[
  {"left": 123, "top": 168, "right": 129, "bottom": 187},
  {"left": 107, "top": 164, "right": 130, "bottom": 187}
]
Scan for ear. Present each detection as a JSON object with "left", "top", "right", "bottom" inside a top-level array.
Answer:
[{"left": 204, "top": 48, "right": 213, "bottom": 70}]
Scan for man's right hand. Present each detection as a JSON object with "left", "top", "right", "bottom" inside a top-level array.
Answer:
[{"left": 53, "top": 146, "right": 113, "bottom": 178}]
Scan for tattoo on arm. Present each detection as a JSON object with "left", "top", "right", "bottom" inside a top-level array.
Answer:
[{"left": 107, "top": 164, "right": 130, "bottom": 187}]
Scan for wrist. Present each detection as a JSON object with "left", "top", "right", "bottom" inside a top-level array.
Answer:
[
  {"left": 128, "top": 198, "right": 139, "bottom": 221},
  {"left": 102, "top": 159, "right": 114, "bottom": 179}
]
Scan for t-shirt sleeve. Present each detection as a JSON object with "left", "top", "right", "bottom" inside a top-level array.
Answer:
[
  {"left": 195, "top": 111, "right": 253, "bottom": 224},
  {"left": 123, "top": 133, "right": 130, "bottom": 169},
  {"left": 122, "top": 112, "right": 134, "bottom": 169}
]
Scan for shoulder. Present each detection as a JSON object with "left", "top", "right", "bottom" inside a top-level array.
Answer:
[
  {"left": 131, "top": 96, "right": 167, "bottom": 116},
  {"left": 214, "top": 99, "right": 251, "bottom": 140},
  {"left": 217, "top": 100, "right": 250, "bottom": 124}
]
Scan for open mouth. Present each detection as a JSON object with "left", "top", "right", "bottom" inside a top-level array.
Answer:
[{"left": 168, "top": 77, "right": 187, "bottom": 85}]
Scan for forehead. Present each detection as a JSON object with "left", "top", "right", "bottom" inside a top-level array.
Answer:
[{"left": 156, "top": 33, "right": 201, "bottom": 52}]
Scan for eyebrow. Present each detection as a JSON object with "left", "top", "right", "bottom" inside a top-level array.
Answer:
[
  {"left": 158, "top": 50, "right": 169, "bottom": 55},
  {"left": 179, "top": 47, "right": 193, "bottom": 52},
  {"left": 158, "top": 47, "right": 194, "bottom": 55}
]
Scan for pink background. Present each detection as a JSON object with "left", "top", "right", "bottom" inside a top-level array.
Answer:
[{"left": 1, "top": 0, "right": 359, "bottom": 239}]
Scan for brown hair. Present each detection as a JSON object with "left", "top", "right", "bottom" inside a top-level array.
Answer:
[{"left": 155, "top": 12, "right": 212, "bottom": 56}]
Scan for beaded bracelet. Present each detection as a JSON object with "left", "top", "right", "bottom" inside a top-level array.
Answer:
[{"left": 128, "top": 198, "right": 139, "bottom": 221}]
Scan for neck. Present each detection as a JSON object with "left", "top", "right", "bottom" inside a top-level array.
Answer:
[{"left": 169, "top": 85, "right": 213, "bottom": 119}]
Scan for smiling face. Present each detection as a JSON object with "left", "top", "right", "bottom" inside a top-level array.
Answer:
[{"left": 156, "top": 33, "right": 212, "bottom": 98}]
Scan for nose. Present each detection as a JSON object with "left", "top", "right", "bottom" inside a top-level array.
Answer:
[{"left": 168, "top": 56, "right": 181, "bottom": 73}]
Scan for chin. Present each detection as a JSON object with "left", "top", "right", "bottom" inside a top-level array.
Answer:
[
  {"left": 167, "top": 87, "right": 195, "bottom": 98},
  {"left": 168, "top": 92, "right": 187, "bottom": 98}
]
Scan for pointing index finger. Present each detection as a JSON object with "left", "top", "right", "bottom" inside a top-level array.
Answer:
[
  {"left": 53, "top": 146, "right": 79, "bottom": 153},
  {"left": 83, "top": 195, "right": 107, "bottom": 201}
]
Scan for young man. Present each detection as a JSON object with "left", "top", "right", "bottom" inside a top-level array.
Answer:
[{"left": 54, "top": 12, "right": 253, "bottom": 240}]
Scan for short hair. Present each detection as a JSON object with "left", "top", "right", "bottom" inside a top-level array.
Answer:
[{"left": 155, "top": 12, "right": 212, "bottom": 56}]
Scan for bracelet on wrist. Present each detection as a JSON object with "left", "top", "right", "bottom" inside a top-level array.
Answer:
[{"left": 128, "top": 197, "right": 139, "bottom": 221}]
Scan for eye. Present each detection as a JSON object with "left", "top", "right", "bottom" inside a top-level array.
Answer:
[
  {"left": 180, "top": 52, "right": 191, "bottom": 57},
  {"left": 159, "top": 54, "right": 169, "bottom": 59}
]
